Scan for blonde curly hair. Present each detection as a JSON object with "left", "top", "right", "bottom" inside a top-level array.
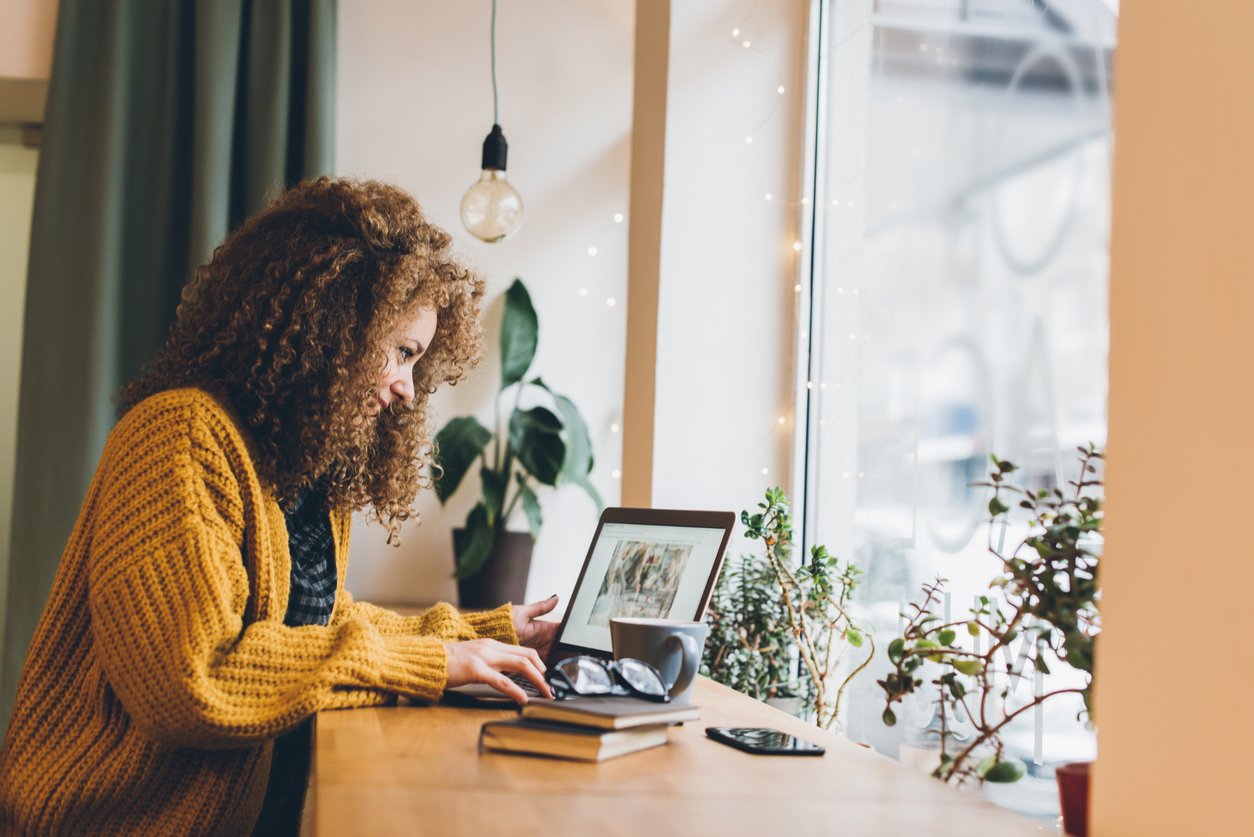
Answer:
[{"left": 119, "top": 177, "right": 486, "bottom": 542}]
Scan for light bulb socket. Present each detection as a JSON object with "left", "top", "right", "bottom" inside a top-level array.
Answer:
[{"left": 481, "top": 124, "right": 509, "bottom": 171}]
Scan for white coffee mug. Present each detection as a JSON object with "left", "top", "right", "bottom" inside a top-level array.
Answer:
[{"left": 609, "top": 618, "right": 709, "bottom": 704}]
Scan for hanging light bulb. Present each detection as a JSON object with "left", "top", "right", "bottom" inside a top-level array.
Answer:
[
  {"left": 461, "top": 124, "right": 522, "bottom": 242},
  {"left": 461, "top": 0, "right": 523, "bottom": 243}
]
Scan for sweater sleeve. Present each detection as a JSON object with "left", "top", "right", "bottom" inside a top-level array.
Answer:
[
  {"left": 85, "top": 399, "right": 448, "bottom": 750},
  {"left": 331, "top": 593, "right": 518, "bottom": 644}
]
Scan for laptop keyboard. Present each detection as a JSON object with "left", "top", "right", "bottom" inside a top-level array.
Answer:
[{"left": 509, "top": 672, "right": 545, "bottom": 697}]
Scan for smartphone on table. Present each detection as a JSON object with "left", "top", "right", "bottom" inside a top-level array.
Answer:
[{"left": 705, "top": 726, "right": 826, "bottom": 756}]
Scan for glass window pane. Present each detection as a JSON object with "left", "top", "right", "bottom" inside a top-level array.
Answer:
[{"left": 804, "top": 0, "right": 1115, "bottom": 822}]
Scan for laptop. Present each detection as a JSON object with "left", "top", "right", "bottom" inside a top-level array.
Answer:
[{"left": 447, "top": 506, "right": 734, "bottom": 700}]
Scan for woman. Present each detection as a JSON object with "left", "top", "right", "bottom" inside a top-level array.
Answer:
[{"left": 0, "top": 178, "right": 557, "bottom": 835}]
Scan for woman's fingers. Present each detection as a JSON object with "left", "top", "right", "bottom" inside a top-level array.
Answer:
[
  {"left": 485, "top": 668, "right": 529, "bottom": 705},
  {"left": 445, "top": 639, "right": 553, "bottom": 702},
  {"left": 512, "top": 595, "right": 560, "bottom": 637},
  {"left": 525, "top": 594, "right": 559, "bottom": 618},
  {"left": 489, "top": 642, "right": 552, "bottom": 699}
]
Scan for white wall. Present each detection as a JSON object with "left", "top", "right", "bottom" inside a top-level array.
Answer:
[
  {"left": 0, "top": 0, "right": 54, "bottom": 673},
  {"left": 0, "top": 132, "right": 36, "bottom": 662},
  {"left": 339, "top": 0, "right": 811, "bottom": 608},
  {"left": 336, "top": 1, "right": 635, "bottom": 607},
  {"left": 649, "top": 2, "right": 809, "bottom": 529}
]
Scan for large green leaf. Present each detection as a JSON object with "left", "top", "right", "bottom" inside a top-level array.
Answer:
[
  {"left": 481, "top": 467, "right": 507, "bottom": 526},
  {"left": 453, "top": 503, "right": 495, "bottom": 579},
  {"left": 509, "top": 406, "right": 565, "bottom": 485},
  {"left": 518, "top": 478, "right": 542, "bottom": 540},
  {"left": 500, "top": 278, "right": 538, "bottom": 388},
  {"left": 552, "top": 391, "right": 594, "bottom": 482},
  {"left": 530, "top": 379, "right": 599, "bottom": 510},
  {"left": 433, "top": 416, "right": 493, "bottom": 504}
]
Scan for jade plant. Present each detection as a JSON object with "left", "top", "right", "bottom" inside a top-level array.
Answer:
[
  {"left": 704, "top": 487, "right": 874, "bottom": 729},
  {"left": 878, "top": 445, "right": 1103, "bottom": 785},
  {"left": 433, "top": 278, "right": 601, "bottom": 579}
]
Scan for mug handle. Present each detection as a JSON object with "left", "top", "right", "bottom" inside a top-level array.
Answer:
[{"left": 664, "top": 633, "right": 700, "bottom": 698}]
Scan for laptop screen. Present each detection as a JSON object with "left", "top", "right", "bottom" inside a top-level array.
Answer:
[{"left": 556, "top": 517, "right": 730, "bottom": 656}]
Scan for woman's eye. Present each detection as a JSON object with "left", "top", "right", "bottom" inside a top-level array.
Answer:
[{"left": 398, "top": 346, "right": 415, "bottom": 362}]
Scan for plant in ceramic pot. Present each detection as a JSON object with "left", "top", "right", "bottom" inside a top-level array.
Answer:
[
  {"left": 433, "top": 278, "right": 601, "bottom": 607},
  {"left": 703, "top": 487, "right": 874, "bottom": 730},
  {"left": 877, "top": 445, "right": 1102, "bottom": 832},
  {"left": 703, "top": 550, "right": 802, "bottom": 709}
]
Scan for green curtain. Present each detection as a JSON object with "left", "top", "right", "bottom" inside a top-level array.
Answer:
[{"left": 1, "top": 0, "right": 336, "bottom": 728}]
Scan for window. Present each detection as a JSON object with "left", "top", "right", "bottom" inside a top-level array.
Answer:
[{"left": 799, "top": 0, "right": 1115, "bottom": 820}]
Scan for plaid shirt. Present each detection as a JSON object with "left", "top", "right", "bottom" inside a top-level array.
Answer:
[
  {"left": 282, "top": 487, "right": 336, "bottom": 628},
  {"left": 252, "top": 486, "right": 338, "bottom": 835}
]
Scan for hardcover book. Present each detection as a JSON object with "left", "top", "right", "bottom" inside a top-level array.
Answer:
[
  {"left": 519, "top": 697, "right": 700, "bottom": 730},
  {"left": 479, "top": 718, "right": 669, "bottom": 762}
]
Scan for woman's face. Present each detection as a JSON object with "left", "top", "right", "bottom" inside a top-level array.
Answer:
[{"left": 375, "top": 305, "right": 439, "bottom": 414}]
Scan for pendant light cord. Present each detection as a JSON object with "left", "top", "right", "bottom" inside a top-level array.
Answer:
[{"left": 491, "top": 0, "right": 499, "bottom": 125}]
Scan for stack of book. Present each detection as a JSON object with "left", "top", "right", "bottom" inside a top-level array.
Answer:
[{"left": 479, "top": 697, "right": 700, "bottom": 762}]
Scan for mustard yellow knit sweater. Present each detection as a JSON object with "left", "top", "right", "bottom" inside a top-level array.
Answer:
[{"left": 0, "top": 388, "right": 517, "bottom": 835}]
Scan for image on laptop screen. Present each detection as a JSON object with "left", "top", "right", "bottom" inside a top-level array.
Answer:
[{"left": 558, "top": 518, "right": 729, "bottom": 655}]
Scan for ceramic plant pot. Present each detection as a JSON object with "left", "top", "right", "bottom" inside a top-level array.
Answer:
[
  {"left": 1056, "top": 760, "right": 1092, "bottom": 837},
  {"left": 452, "top": 528, "right": 534, "bottom": 610}
]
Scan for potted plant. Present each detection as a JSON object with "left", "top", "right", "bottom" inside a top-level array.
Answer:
[
  {"left": 877, "top": 445, "right": 1102, "bottom": 834},
  {"left": 703, "top": 487, "right": 874, "bottom": 730},
  {"left": 703, "top": 549, "right": 803, "bottom": 711},
  {"left": 433, "top": 278, "right": 601, "bottom": 608}
]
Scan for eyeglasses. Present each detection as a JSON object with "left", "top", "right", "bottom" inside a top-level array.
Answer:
[{"left": 546, "top": 655, "right": 670, "bottom": 703}]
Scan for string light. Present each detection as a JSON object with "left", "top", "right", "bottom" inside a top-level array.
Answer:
[
  {"left": 606, "top": 297, "right": 617, "bottom": 307},
  {"left": 745, "top": 136, "right": 754, "bottom": 144},
  {"left": 777, "top": 86, "right": 786, "bottom": 94},
  {"left": 579, "top": 287, "right": 588, "bottom": 296},
  {"left": 777, "top": 416, "right": 786, "bottom": 425},
  {"left": 794, "top": 284, "right": 802, "bottom": 293},
  {"left": 742, "top": 40, "right": 752, "bottom": 49},
  {"left": 792, "top": 241, "right": 802, "bottom": 251},
  {"left": 731, "top": 28, "right": 740, "bottom": 37},
  {"left": 613, "top": 212, "right": 624, "bottom": 223},
  {"left": 612, "top": 469, "right": 622, "bottom": 479},
  {"left": 764, "top": 193, "right": 773, "bottom": 201},
  {"left": 587, "top": 246, "right": 598, "bottom": 256},
  {"left": 761, "top": 467, "right": 769, "bottom": 476},
  {"left": 610, "top": 423, "right": 620, "bottom": 433}
]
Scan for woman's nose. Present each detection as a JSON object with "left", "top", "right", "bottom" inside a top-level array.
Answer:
[{"left": 391, "top": 376, "right": 415, "bottom": 405}]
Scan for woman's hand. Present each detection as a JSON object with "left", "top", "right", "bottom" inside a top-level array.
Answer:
[
  {"left": 512, "top": 595, "right": 560, "bottom": 661},
  {"left": 444, "top": 638, "right": 553, "bottom": 704}
]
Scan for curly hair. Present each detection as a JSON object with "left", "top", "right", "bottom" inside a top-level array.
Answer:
[{"left": 118, "top": 177, "right": 486, "bottom": 543}]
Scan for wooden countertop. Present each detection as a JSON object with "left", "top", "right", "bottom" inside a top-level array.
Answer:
[{"left": 310, "top": 676, "right": 1044, "bottom": 836}]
